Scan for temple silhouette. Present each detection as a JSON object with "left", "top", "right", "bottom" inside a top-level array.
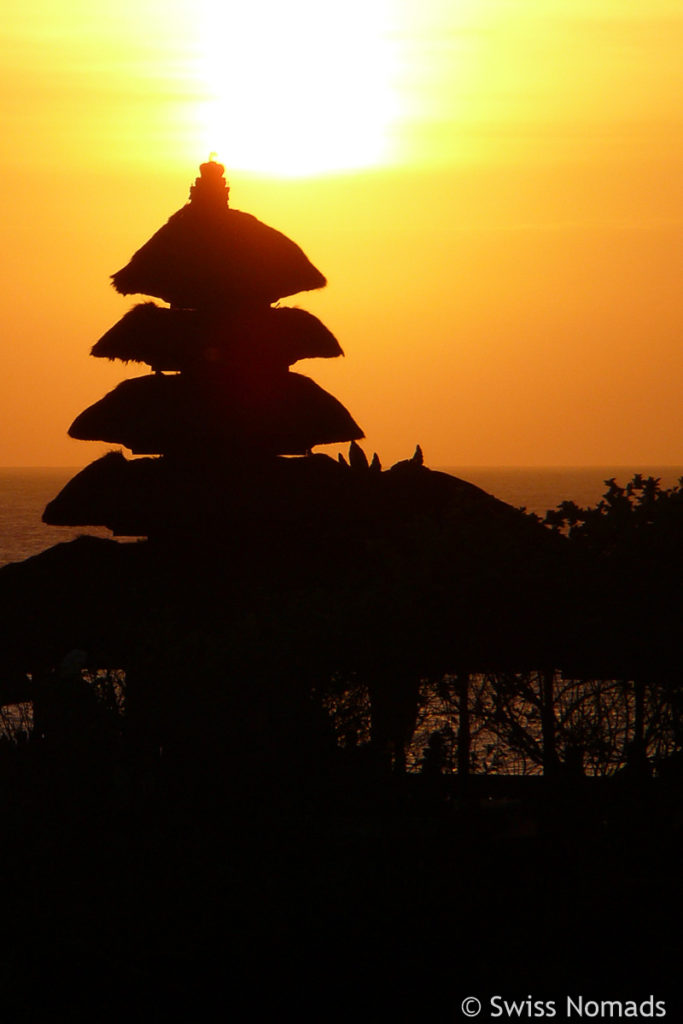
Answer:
[
  {"left": 3, "top": 159, "right": 577, "bottom": 774},
  {"left": 0, "top": 160, "right": 679, "bottom": 1020},
  {"left": 44, "top": 159, "right": 364, "bottom": 538}
]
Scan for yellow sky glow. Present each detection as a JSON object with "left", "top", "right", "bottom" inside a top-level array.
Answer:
[
  {"left": 0, "top": 0, "right": 681, "bottom": 467},
  {"left": 197, "top": 0, "right": 403, "bottom": 175}
]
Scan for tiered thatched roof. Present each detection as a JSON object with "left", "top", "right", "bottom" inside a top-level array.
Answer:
[
  {"left": 91, "top": 303, "right": 343, "bottom": 373},
  {"left": 45, "top": 159, "right": 364, "bottom": 534},
  {"left": 111, "top": 161, "right": 327, "bottom": 308},
  {"left": 68, "top": 372, "right": 363, "bottom": 456}
]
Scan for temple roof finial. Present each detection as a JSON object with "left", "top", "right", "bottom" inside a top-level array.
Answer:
[{"left": 189, "top": 157, "right": 230, "bottom": 208}]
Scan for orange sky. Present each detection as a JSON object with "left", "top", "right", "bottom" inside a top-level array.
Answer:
[{"left": 0, "top": 0, "right": 681, "bottom": 467}]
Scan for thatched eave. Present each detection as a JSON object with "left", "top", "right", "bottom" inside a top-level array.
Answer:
[
  {"left": 111, "top": 205, "right": 326, "bottom": 309},
  {"left": 43, "top": 451, "right": 158, "bottom": 536},
  {"left": 68, "top": 372, "right": 363, "bottom": 456},
  {"left": 91, "top": 304, "right": 343, "bottom": 373}
]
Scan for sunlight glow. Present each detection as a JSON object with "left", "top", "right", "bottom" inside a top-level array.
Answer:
[{"left": 197, "top": 0, "right": 402, "bottom": 176}]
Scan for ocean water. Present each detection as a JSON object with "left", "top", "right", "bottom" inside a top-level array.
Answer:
[{"left": 1, "top": 464, "right": 682, "bottom": 568}]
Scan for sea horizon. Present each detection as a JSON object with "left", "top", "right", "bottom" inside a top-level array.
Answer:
[{"left": 2, "top": 463, "right": 682, "bottom": 568}]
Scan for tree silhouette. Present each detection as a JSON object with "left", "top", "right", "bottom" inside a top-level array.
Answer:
[{"left": 543, "top": 474, "right": 683, "bottom": 773}]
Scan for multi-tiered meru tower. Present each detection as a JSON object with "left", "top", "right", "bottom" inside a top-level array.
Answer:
[{"left": 44, "top": 160, "right": 364, "bottom": 537}]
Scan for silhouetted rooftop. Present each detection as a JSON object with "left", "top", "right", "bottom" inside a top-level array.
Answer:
[
  {"left": 68, "top": 371, "right": 364, "bottom": 456},
  {"left": 91, "top": 303, "right": 343, "bottom": 372},
  {"left": 111, "top": 161, "right": 326, "bottom": 308}
]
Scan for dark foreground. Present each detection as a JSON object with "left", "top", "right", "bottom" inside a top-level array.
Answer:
[
  {"left": 0, "top": 467, "right": 680, "bottom": 1020},
  {"left": 0, "top": 756, "right": 680, "bottom": 1023}
]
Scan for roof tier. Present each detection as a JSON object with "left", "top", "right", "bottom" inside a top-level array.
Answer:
[
  {"left": 42, "top": 449, "right": 552, "bottom": 597},
  {"left": 111, "top": 161, "right": 326, "bottom": 308},
  {"left": 68, "top": 371, "right": 364, "bottom": 456},
  {"left": 91, "top": 303, "right": 343, "bottom": 373}
]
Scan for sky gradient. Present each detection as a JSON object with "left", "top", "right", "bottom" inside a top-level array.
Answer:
[{"left": 1, "top": 0, "right": 681, "bottom": 466}]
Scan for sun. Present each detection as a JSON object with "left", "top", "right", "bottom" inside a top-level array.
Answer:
[{"left": 196, "top": 0, "right": 401, "bottom": 176}]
